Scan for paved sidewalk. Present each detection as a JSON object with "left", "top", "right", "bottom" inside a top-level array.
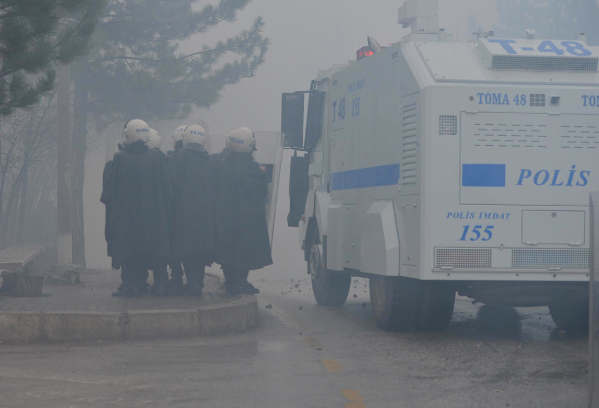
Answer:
[
  {"left": 0, "top": 269, "right": 257, "bottom": 343},
  {"left": 0, "top": 270, "right": 226, "bottom": 312}
]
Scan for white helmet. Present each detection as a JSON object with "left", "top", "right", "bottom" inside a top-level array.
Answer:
[
  {"left": 226, "top": 127, "right": 255, "bottom": 153},
  {"left": 123, "top": 119, "right": 150, "bottom": 145},
  {"left": 147, "top": 128, "right": 161, "bottom": 149},
  {"left": 183, "top": 124, "right": 207, "bottom": 146},
  {"left": 172, "top": 125, "right": 187, "bottom": 147}
]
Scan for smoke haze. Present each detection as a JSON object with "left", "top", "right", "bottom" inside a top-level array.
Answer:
[{"left": 84, "top": 0, "right": 498, "bottom": 269}]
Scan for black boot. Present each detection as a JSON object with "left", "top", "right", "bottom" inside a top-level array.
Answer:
[
  {"left": 182, "top": 256, "right": 205, "bottom": 297},
  {"left": 226, "top": 280, "right": 259, "bottom": 296},
  {"left": 235, "top": 270, "right": 259, "bottom": 294},
  {"left": 123, "top": 284, "right": 140, "bottom": 298},
  {"left": 225, "top": 281, "right": 239, "bottom": 296},
  {"left": 186, "top": 281, "right": 203, "bottom": 297},
  {"left": 150, "top": 266, "right": 170, "bottom": 297},
  {"left": 112, "top": 284, "right": 125, "bottom": 297},
  {"left": 169, "top": 277, "right": 185, "bottom": 296},
  {"left": 184, "top": 272, "right": 203, "bottom": 297},
  {"left": 239, "top": 281, "right": 259, "bottom": 293},
  {"left": 137, "top": 281, "right": 150, "bottom": 296},
  {"left": 150, "top": 280, "right": 169, "bottom": 297},
  {"left": 228, "top": 283, "right": 259, "bottom": 295}
]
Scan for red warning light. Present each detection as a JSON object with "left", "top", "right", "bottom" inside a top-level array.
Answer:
[{"left": 357, "top": 46, "right": 374, "bottom": 61}]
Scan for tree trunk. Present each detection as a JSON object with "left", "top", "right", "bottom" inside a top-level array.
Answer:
[
  {"left": 3, "top": 173, "right": 22, "bottom": 248},
  {"left": 16, "top": 110, "right": 38, "bottom": 245},
  {"left": 71, "top": 61, "right": 89, "bottom": 267},
  {"left": 15, "top": 162, "right": 28, "bottom": 244}
]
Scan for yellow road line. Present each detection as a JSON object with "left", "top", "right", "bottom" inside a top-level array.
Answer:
[
  {"left": 304, "top": 337, "right": 323, "bottom": 350},
  {"left": 343, "top": 389, "right": 366, "bottom": 408},
  {"left": 343, "top": 390, "right": 366, "bottom": 408},
  {"left": 321, "top": 359, "right": 343, "bottom": 373}
]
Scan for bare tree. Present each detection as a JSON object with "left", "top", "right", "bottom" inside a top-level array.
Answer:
[{"left": 0, "top": 95, "right": 58, "bottom": 248}]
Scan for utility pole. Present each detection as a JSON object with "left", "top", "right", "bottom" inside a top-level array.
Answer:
[{"left": 56, "top": 22, "right": 72, "bottom": 266}]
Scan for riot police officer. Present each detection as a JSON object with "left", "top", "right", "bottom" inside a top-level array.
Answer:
[
  {"left": 168, "top": 125, "right": 216, "bottom": 296},
  {"left": 103, "top": 143, "right": 124, "bottom": 296},
  {"left": 144, "top": 128, "right": 172, "bottom": 295},
  {"left": 101, "top": 119, "right": 173, "bottom": 297},
  {"left": 215, "top": 127, "right": 273, "bottom": 295},
  {"left": 168, "top": 125, "right": 187, "bottom": 156},
  {"left": 167, "top": 125, "right": 187, "bottom": 292},
  {"left": 148, "top": 128, "right": 165, "bottom": 154}
]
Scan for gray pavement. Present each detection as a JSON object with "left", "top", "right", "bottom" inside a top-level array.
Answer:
[{"left": 0, "top": 265, "right": 588, "bottom": 408}]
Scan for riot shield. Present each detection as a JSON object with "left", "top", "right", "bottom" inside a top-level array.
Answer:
[
  {"left": 206, "top": 132, "right": 284, "bottom": 248},
  {"left": 590, "top": 191, "right": 599, "bottom": 408}
]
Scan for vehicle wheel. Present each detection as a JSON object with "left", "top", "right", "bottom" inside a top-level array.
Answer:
[
  {"left": 369, "top": 276, "right": 456, "bottom": 331},
  {"left": 549, "top": 299, "right": 589, "bottom": 331},
  {"left": 309, "top": 227, "right": 351, "bottom": 307}
]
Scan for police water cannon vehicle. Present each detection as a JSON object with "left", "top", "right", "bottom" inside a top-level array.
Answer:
[{"left": 281, "top": 0, "right": 599, "bottom": 331}]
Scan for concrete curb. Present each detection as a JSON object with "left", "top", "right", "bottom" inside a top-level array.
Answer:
[{"left": 0, "top": 295, "right": 257, "bottom": 343}]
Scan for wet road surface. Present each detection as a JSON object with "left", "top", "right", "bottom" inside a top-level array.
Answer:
[{"left": 0, "top": 267, "right": 588, "bottom": 408}]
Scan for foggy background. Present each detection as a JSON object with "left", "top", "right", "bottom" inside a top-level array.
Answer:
[{"left": 85, "top": 0, "right": 499, "bottom": 269}]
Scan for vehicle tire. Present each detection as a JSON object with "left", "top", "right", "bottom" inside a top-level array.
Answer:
[
  {"left": 549, "top": 299, "right": 589, "bottom": 331},
  {"left": 309, "top": 227, "right": 351, "bottom": 307},
  {"left": 369, "top": 276, "right": 456, "bottom": 331}
]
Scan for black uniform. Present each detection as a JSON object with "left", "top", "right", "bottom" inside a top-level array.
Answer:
[
  {"left": 103, "top": 144, "right": 131, "bottom": 296},
  {"left": 214, "top": 150, "right": 272, "bottom": 294},
  {"left": 102, "top": 160, "right": 113, "bottom": 247},
  {"left": 144, "top": 147, "right": 170, "bottom": 295},
  {"left": 100, "top": 140, "right": 173, "bottom": 297},
  {"left": 102, "top": 159, "right": 121, "bottom": 294},
  {"left": 167, "top": 142, "right": 185, "bottom": 290},
  {"left": 102, "top": 143, "right": 124, "bottom": 251},
  {"left": 168, "top": 143, "right": 216, "bottom": 295}
]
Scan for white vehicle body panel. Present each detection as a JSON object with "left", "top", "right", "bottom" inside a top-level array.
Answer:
[{"left": 299, "top": 36, "right": 599, "bottom": 282}]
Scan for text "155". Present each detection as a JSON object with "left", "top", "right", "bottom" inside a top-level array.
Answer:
[{"left": 459, "top": 225, "right": 494, "bottom": 242}]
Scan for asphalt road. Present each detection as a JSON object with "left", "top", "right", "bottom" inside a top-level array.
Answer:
[{"left": 0, "top": 265, "right": 588, "bottom": 408}]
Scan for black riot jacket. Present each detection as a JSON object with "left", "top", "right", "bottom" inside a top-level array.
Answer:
[
  {"left": 168, "top": 143, "right": 216, "bottom": 261},
  {"left": 102, "top": 160, "right": 113, "bottom": 247},
  {"left": 101, "top": 143, "right": 124, "bottom": 253},
  {"left": 167, "top": 140, "right": 183, "bottom": 158},
  {"left": 214, "top": 150, "right": 273, "bottom": 270},
  {"left": 153, "top": 147, "right": 167, "bottom": 161},
  {"left": 100, "top": 140, "right": 173, "bottom": 269}
]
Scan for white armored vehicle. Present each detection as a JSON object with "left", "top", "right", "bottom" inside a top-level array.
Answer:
[{"left": 282, "top": 0, "right": 599, "bottom": 331}]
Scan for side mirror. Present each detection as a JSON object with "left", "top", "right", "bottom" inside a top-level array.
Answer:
[{"left": 281, "top": 93, "right": 304, "bottom": 149}]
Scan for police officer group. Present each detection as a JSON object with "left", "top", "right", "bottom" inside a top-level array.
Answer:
[{"left": 101, "top": 119, "right": 273, "bottom": 298}]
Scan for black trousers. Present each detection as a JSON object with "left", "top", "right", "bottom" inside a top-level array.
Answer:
[
  {"left": 121, "top": 257, "right": 147, "bottom": 289},
  {"left": 222, "top": 266, "right": 249, "bottom": 285},
  {"left": 151, "top": 258, "right": 169, "bottom": 285},
  {"left": 170, "top": 259, "right": 184, "bottom": 283},
  {"left": 182, "top": 254, "right": 206, "bottom": 288}
]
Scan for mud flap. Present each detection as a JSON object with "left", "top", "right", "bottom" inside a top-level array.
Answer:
[{"left": 360, "top": 201, "right": 399, "bottom": 276}]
